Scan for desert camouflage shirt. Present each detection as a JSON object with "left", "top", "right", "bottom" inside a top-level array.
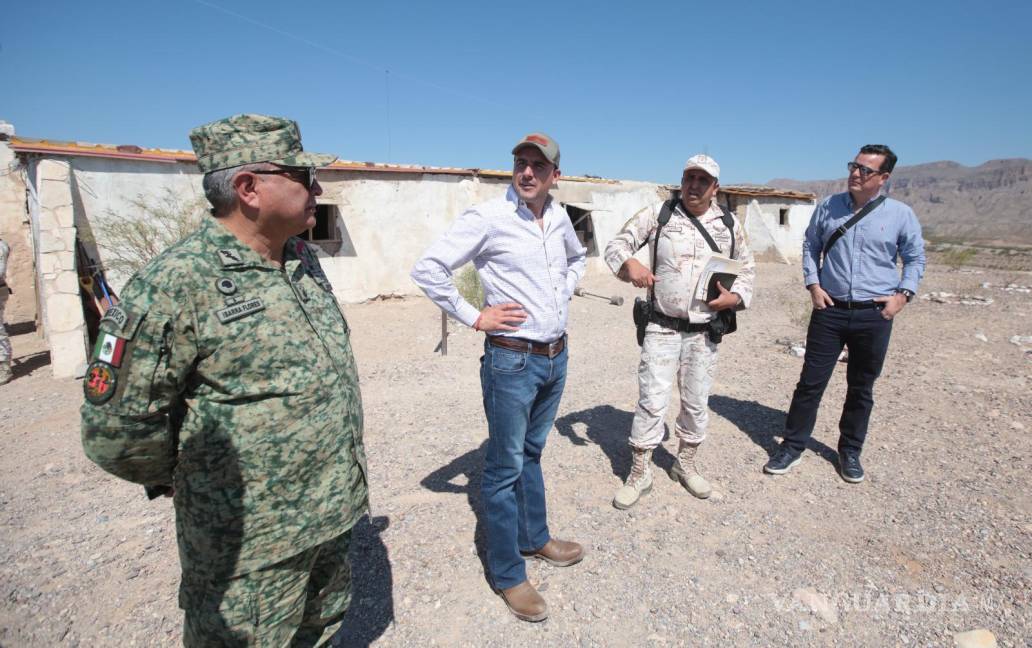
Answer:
[
  {"left": 81, "top": 217, "right": 368, "bottom": 577},
  {"left": 605, "top": 200, "right": 756, "bottom": 323}
]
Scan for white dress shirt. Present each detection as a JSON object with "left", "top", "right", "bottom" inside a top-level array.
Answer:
[{"left": 411, "top": 185, "right": 587, "bottom": 343}]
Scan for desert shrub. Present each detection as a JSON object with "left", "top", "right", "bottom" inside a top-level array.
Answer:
[
  {"left": 455, "top": 265, "right": 484, "bottom": 310},
  {"left": 90, "top": 188, "right": 207, "bottom": 276},
  {"left": 941, "top": 247, "right": 977, "bottom": 270}
]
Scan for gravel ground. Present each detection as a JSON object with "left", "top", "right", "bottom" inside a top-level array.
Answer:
[{"left": 1, "top": 262, "right": 1029, "bottom": 647}]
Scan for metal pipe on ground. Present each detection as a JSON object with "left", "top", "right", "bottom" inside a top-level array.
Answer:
[{"left": 573, "top": 288, "right": 624, "bottom": 306}]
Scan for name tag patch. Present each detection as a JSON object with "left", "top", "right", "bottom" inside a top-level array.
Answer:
[
  {"left": 216, "top": 297, "right": 265, "bottom": 324},
  {"left": 100, "top": 306, "right": 131, "bottom": 333}
]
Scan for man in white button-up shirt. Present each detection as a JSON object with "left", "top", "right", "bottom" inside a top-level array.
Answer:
[{"left": 411, "top": 133, "right": 586, "bottom": 623}]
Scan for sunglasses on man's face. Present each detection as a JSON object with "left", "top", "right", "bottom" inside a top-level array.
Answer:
[
  {"left": 847, "top": 161, "right": 884, "bottom": 180},
  {"left": 251, "top": 166, "right": 318, "bottom": 189}
]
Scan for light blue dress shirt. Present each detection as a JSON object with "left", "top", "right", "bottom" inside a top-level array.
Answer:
[{"left": 802, "top": 192, "right": 925, "bottom": 301}]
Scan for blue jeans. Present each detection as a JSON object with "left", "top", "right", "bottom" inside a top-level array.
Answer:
[
  {"left": 480, "top": 338, "right": 568, "bottom": 590},
  {"left": 783, "top": 306, "right": 893, "bottom": 455}
]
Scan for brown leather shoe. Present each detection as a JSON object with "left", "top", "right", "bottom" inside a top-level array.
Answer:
[
  {"left": 521, "top": 538, "right": 585, "bottom": 567},
  {"left": 497, "top": 581, "right": 548, "bottom": 622}
]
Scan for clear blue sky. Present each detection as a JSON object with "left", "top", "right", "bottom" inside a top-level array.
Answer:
[{"left": 3, "top": 0, "right": 1030, "bottom": 185}]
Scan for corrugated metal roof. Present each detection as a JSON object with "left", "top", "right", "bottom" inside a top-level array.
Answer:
[
  {"left": 7, "top": 136, "right": 617, "bottom": 184},
  {"left": 719, "top": 184, "right": 816, "bottom": 201}
]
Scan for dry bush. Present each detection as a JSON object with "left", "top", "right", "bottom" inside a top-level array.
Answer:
[
  {"left": 91, "top": 189, "right": 207, "bottom": 276},
  {"left": 455, "top": 265, "right": 483, "bottom": 310}
]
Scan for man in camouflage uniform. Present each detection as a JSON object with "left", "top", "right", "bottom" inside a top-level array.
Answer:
[
  {"left": 0, "top": 236, "right": 11, "bottom": 384},
  {"left": 605, "top": 154, "right": 755, "bottom": 509},
  {"left": 81, "top": 114, "right": 368, "bottom": 646}
]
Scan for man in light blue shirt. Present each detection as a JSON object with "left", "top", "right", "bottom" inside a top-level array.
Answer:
[{"left": 764, "top": 144, "right": 925, "bottom": 483}]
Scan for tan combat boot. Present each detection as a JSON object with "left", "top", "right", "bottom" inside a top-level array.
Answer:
[
  {"left": 613, "top": 447, "right": 653, "bottom": 510},
  {"left": 669, "top": 441, "right": 711, "bottom": 499}
]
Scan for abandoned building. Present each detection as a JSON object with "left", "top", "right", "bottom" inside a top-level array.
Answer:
[{"left": 0, "top": 124, "right": 815, "bottom": 378}]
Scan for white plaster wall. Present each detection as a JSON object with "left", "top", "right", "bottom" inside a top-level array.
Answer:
[
  {"left": 742, "top": 197, "right": 813, "bottom": 263},
  {"left": 315, "top": 172, "right": 509, "bottom": 303},
  {"left": 69, "top": 158, "right": 204, "bottom": 290}
]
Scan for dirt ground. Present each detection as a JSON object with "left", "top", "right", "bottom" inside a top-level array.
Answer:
[{"left": 1, "top": 262, "right": 1029, "bottom": 647}]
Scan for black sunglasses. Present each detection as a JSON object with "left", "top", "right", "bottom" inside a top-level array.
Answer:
[
  {"left": 847, "top": 161, "right": 884, "bottom": 179},
  {"left": 251, "top": 166, "right": 318, "bottom": 189}
]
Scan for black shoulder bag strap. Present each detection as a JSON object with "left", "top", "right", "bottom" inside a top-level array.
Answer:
[
  {"left": 634, "top": 199, "right": 678, "bottom": 309},
  {"left": 686, "top": 206, "right": 736, "bottom": 258},
  {"left": 822, "top": 195, "right": 886, "bottom": 256}
]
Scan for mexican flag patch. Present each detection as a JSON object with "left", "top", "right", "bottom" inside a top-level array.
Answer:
[{"left": 94, "top": 333, "right": 127, "bottom": 367}]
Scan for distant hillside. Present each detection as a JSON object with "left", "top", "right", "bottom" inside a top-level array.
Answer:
[{"left": 770, "top": 159, "right": 1032, "bottom": 247}]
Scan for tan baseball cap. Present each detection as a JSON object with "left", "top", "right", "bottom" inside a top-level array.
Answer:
[
  {"left": 512, "top": 132, "right": 560, "bottom": 166},
  {"left": 189, "top": 113, "right": 337, "bottom": 173},
  {"left": 683, "top": 154, "right": 720, "bottom": 180}
]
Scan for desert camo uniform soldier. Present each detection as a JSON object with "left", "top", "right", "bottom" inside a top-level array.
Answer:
[
  {"left": 605, "top": 154, "right": 755, "bottom": 509},
  {"left": 80, "top": 114, "right": 369, "bottom": 646},
  {"left": 0, "top": 237, "right": 11, "bottom": 384}
]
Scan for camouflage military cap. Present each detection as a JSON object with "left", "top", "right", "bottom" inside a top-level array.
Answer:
[{"left": 189, "top": 114, "right": 337, "bottom": 173}]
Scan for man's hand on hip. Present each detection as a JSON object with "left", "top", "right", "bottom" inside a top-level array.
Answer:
[
  {"left": 808, "top": 284, "right": 834, "bottom": 310},
  {"left": 476, "top": 303, "right": 527, "bottom": 332},
  {"left": 873, "top": 293, "right": 907, "bottom": 320},
  {"left": 619, "top": 258, "right": 657, "bottom": 288}
]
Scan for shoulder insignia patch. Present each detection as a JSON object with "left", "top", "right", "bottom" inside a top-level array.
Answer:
[
  {"left": 216, "top": 277, "right": 237, "bottom": 295},
  {"left": 99, "top": 306, "right": 131, "bottom": 333},
  {"left": 84, "top": 361, "right": 118, "bottom": 404},
  {"left": 93, "top": 333, "right": 128, "bottom": 367},
  {"left": 217, "top": 249, "right": 244, "bottom": 267},
  {"left": 216, "top": 297, "right": 265, "bottom": 324}
]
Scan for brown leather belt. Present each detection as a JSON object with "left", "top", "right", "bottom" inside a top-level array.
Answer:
[{"left": 488, "top": 334, "right": 566, "bottom": 358}]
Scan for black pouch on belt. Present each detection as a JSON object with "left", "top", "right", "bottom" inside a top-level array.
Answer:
[
  {"left": 707, "top": 309, "right": 737, "bottom": 344},
  {"left": 632, "top": 297, "right": 651, "bottom": 347}
]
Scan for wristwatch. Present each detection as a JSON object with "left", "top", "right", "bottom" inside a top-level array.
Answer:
[{"left": 896, "top": 288, "right": 915, "bottom": 303}]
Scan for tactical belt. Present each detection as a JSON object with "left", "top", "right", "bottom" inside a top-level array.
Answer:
[
  {"left": 830, "top": 299, "right": 881, "bottom": 310},
  {"left": 488, "top": 334, "right": 566, "bottom": 358},
  {"left": 649, "top": 310, "right": 710, "bottom": 333}
]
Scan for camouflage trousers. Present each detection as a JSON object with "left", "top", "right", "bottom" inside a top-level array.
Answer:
[
  {"left": 629, "top": 324, "right": 719, "bottom": 449},
  {"left": 0, "top": 291, "right": 11, "bottom": 384},
  {"left": 181, "top": 530, "right": 353, "bottom": 648}
]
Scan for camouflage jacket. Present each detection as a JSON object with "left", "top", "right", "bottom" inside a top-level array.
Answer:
[
  {"left": 605, "top": 200, "right": 756, "bottom": 323},
  {"left": 81, "top": 217, "right": 368, "bottom": 577}
]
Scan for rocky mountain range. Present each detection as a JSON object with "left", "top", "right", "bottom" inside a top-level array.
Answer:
[{"left": 770, "top": 158, "right": 1032, "bottom": 247}]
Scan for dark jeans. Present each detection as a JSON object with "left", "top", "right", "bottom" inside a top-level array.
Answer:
[
  {"left": 783, "top": 306, "right": 893, "bottom": 455},
  {"left": 479, "top": 338, "right": 568, "bottom": 590}
]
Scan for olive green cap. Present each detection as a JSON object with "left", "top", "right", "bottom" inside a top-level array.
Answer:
[{"left": 189, "top": 113, "right": 337, "bottom": 173}]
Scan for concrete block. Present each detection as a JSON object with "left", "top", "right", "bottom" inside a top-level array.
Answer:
[
  {"left": 45, "top": 293, "right": 85, "bottom": 332},
  {"left": 39, "top": 253, "right": 62, "bottom": 276},
  {"left": 38, "top": 159, "right": 71, "bottom": 184},
  {"left": 55, "top": 270, "right": 80, "bottom": 294},
  {"left": 39, "top": 208, "right": 61, "bottom": 231},
  {"left": 49, "top": 329, "right": 88, "bottom": 379},
  {"left": 54, "top": 203, "right": 75, "bottom": 228},
  {"left": 39, "top": 231, "right": 67, "bottom": 253}
]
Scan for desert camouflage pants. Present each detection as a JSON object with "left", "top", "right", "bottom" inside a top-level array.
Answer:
[
  {"left": 629, "top": 324, "right": 719, "bottom": 449},
  {"left": 180, "top": 530, "right": 353, "bottom": 648},
  {"left": 0, "top": 290, "right": 11, "bottom": 383}
]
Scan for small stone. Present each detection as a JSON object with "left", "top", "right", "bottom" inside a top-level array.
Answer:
[
  {"left": 1010, "top": 421, "right": 1025, "bottom": 431},
  {"left": 953, "top": 628, "right": 998, "bottom": 648},
  {"left": 725, "top": 593, "right": 739, "bottom": 604},
  {"left": 973, "top": 332, "right": 988, "bottom": 342}
]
